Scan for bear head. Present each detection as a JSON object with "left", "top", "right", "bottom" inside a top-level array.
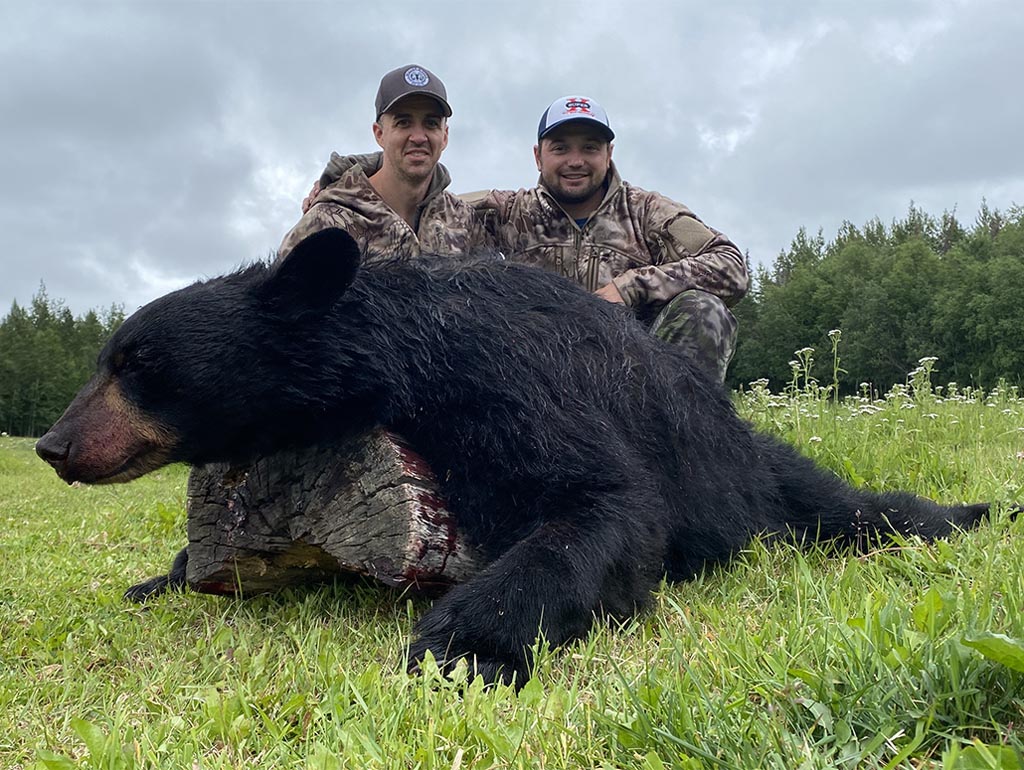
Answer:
[{"left": 36, "top": 228, "right": 362, "bottom": 484}]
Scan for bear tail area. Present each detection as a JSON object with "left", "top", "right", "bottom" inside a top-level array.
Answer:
[{"left": 759, "top": 435, "right": 990, "bottom": 547}]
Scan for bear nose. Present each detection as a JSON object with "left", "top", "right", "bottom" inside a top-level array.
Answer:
[{"left": 36, "top": 432, "right": 70, "bottom": 473}]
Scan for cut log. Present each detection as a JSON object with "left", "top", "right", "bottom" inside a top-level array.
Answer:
[{"left": 184, "top": 427, "right": 484, "bottom": 596}]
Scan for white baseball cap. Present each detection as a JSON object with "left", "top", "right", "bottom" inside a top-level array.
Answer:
[{"left": 537, "top": 95, "right": 614, "bottom": 141}]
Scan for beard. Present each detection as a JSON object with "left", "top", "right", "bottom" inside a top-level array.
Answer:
[
  {"left": 395, "top": 158, "right": 435, "bottom": 186},
  {"left": 542, "top": 170, "right": 608, "bottom": 207}
]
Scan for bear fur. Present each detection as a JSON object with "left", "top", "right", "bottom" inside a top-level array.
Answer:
[{"left": 37, "top": 228, "right": 992, "bottom": 685}]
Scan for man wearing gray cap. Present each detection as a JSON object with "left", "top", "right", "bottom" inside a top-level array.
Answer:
[
  {"left": 278, "top": 64, "right": 484, "bottom": 262},
  {"left": 132, "top": 66, "right": 487, "bottom": 603},
  {"left": 465, "top": 95, "right": 749, "bottom": 384}
]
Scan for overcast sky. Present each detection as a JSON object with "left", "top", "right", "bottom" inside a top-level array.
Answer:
[{"left": 2, "top": 0, "right": 1022, "bottom": 316}]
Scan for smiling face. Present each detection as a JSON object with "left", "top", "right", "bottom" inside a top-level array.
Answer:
[
  {"left": 373, "top": 94, "right": 449, "bottom": 185},
  {"left": 534, "top": 122, "right": 613, "bottom": 217}
]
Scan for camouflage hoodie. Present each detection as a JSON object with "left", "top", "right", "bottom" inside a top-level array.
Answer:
[
  {"left": 462, "top": 162, "right": 749, "bottom": 314},
  {"left": 277, "top": 152, "right": 487, "bottom": 262}
]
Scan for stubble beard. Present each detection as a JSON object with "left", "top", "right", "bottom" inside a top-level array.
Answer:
[
  {"left": 550, "top": 184, "right": 600, "bottom": 206},
  {"left": 543, "top": 169, "right": 608, "bottom": 207},
  {"left": 398, "top": 165, "right": 433, "bottom": 186},
  {"left": 390, "top": 151, "right": 435, "bottom": 187}
]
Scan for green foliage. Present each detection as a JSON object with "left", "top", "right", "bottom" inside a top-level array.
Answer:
[
  {"left": 962, "top": 633, "right": 1024, "bottom": 674},
  {"left": 730, "top": 203, "right": 1024, "bottom": 394},
  {"left": 0, "top": 284, "right": 123, "bottom": 437},
  {"left": 2, "top": 365, "right": 1022, "bottom": 769},
  {"left": 6, "top": 201, "right": 1020, "bottom": 436}
]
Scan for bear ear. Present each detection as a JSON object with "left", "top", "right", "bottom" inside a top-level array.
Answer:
[{"left": 264, "top": 228, "right": 362, "bottom": 315}]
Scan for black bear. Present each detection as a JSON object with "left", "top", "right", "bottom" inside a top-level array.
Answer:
[{"left": 37, "top": 228, "right": 993, "bottom": 685}]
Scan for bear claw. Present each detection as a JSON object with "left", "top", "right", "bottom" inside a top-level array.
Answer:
[{"left": 407, "top": 642, "right": 524, "bottom": 688}]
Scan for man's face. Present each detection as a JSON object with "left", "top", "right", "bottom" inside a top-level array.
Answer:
[
  {"left": 373, "top": 95, "right": 450, "bottom": 184},
  {"left": 534, "top": 123, "right": 613, "bottom": 210}
]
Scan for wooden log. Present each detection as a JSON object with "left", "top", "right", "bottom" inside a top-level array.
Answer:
[{"left": 184, "top": 427, "right": 484, "bottom": 596}]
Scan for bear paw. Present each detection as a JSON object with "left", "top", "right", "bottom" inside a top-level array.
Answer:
[
  {"left": 407, "top": 594, "right": 531, "bottom": 688},
  {"left": 123, "top": 572, "right": 185, "bottom": 602},
  {"left": 407, "top": 636, "right": 525, "bottom": 688}
]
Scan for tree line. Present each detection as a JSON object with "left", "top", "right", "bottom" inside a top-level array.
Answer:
[
  {"left": 1, "top": 203, "right": 1021, "bottom": 437},
  {"left": 727, "top": 203, "right": 1024, "bottom": 394},
  {"left": 0, "top": 287, "right": 124, "bottom": 438}
]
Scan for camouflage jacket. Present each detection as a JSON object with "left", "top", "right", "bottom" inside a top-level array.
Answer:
[
  {"left": 462, "top": 163, "right": 749, "bottom": 313},
  {"left": 278, "top": 152, "right": 487, "bottom": 262}
]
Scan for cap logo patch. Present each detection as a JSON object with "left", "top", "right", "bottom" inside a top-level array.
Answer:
[
  {"left": 562, "top": 97, "right": 593, "bottom": 115},
  {"left": 405, "top": 67, "right": 430, "bottom": 86}
]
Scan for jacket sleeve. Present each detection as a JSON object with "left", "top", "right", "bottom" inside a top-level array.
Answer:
[
  {"left": 611, "top": 198, "right": 749, "bottom": 309},
  {"left": 459, "top": 189, "right": 516, "bottom": 254},
  {"left": 276, "top": 202, "right": 357, "bottom": 263}
]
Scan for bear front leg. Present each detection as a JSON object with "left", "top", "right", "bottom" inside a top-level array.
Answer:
[
  {"left": 408, "top": 510, "right": 664, "bottom": 687},
  {"left": 124, "top": 546, "right": 188, "bottom": 602}
]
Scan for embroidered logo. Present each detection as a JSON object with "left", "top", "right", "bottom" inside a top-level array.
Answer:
[
  {"left": 405, "top": 67, "right": 430, "bottom": 86},
  {"left": 563, "top": 97, "right": 592, "bottom": 115}
]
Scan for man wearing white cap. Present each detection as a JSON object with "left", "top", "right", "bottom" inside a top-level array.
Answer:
[
  {"left": 279, "top": 64, "right": 485, "bottom": 262},
  {"left": 465, "top": 95, "right": 749, "bottom": 383}
]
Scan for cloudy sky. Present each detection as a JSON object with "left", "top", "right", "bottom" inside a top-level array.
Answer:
[{"left": 2, "top": 0, "right": 1022, "bottom": 316}]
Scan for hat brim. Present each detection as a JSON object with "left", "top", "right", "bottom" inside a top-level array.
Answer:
[
  {"left": 538, "top": 116, "right": 614, "bottom": 142},
  {"left": 378, "top": 92, "right": 453, "bottom": 119}
]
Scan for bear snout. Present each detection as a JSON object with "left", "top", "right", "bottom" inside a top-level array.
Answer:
[
  {"left": 36, "top": 432, "right": 73, "bottom": 481},
  {"left": 35, "top": 374, "right": 181, "bottom": 485}
]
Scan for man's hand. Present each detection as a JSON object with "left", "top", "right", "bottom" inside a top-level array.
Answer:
[
  {"left": 301, "top": 180, "right": 323, "bottom": 213},
  {"left": 594, "top": 282, "right": 625, "bottom": 304}
]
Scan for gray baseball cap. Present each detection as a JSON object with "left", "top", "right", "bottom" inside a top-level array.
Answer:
[
  {"left": 375, "top": 64, "right": 452, "bottom": 119},
  {"left": 537, "top": 95, "right": 614, "bottom": 141}
]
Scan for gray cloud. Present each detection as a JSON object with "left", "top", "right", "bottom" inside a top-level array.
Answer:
[{"left": 1, "top": 0, "right": 1020, "bottom": 314}]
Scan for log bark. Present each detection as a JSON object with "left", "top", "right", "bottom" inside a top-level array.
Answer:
[{"left": 184, "top": 427, "right": 483, "bottom": 596}]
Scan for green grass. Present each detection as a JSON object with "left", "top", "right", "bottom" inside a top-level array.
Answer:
[{"left": 1, "top": 372, "right": 1023, "bottom": 769}]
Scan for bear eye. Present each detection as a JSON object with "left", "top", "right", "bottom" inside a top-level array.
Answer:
[{"left": 109, "top": 349, "right": 136, "bottom": 375}]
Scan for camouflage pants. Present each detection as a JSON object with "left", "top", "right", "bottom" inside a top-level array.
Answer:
[{"left": 647, "top": 290, "right": 738, "bottom": 384}]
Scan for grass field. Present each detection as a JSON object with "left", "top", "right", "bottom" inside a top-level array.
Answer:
[{"left": 2, "top": 368, "right": 1023, "bottom": 769}]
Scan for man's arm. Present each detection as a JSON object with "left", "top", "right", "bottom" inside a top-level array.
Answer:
[
  {"left": 301, "top": 180, "right": 322, "bottom": 214},
  {"left": 611, "top": 198, "right": 749, "bottom": 310},
  {"left": 458, "top": 189, "right": 520, "bottom": 256},
  {"left": 459, "top": 189, "right": 512, "bottom": 241},
  {"left": 279, "top": 185, "right": 380, "bottom": 263},
  {"left": 278, "top": 204, "right": 341, "bottom": 262}
]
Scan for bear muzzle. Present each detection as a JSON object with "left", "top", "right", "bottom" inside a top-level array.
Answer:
[{"left": 36, "top": 376, "right": 179, "bottom": 484}]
